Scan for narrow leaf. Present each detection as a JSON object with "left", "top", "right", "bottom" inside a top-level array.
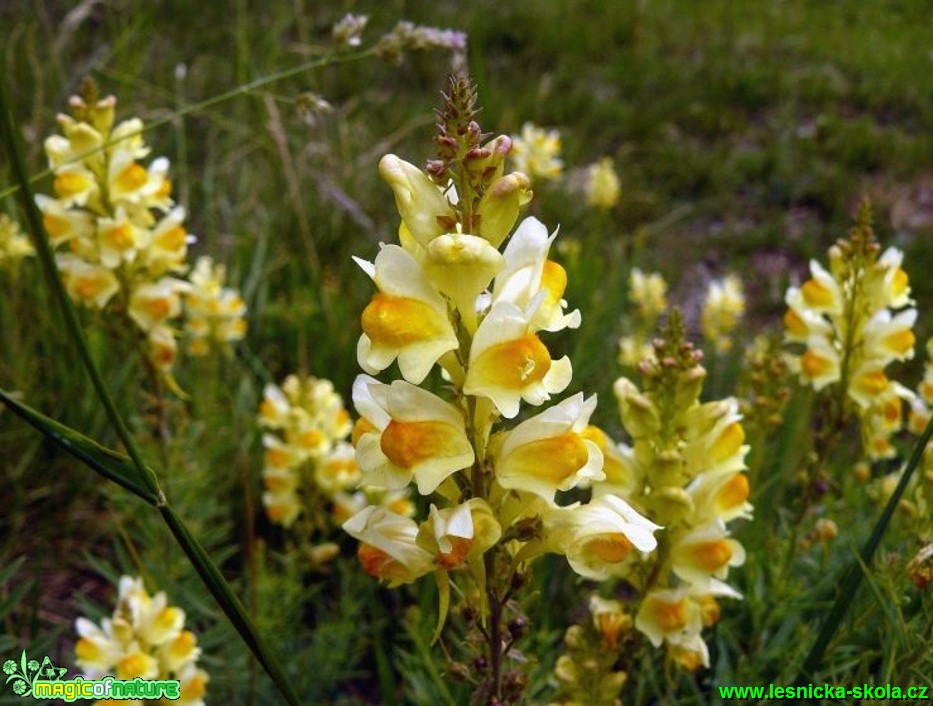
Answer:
[
  {"left": 0, "top": 390, "right": 158, "bottom": 505},
  {"left": 797, "top": 414, "right": 933, "bottom": 681},
  {"left": 158, "top": 506, "right": 303, "bottom": 706}
]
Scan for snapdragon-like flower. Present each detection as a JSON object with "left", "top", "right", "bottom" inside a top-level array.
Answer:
[
  {"left": 184, "top": 256, "right": 248, "bottom": 356},
  {"left": 585, "top": 157, "right": 621, "bottom": 210},
  {"left": 783, "top": 203, "right": 916, "bottom": 460},
  {"left": 0, "top": 214, "right": 34, "bottom": 268},
  {"left": 257, "top": 374, "right": 360, "bottom": 529},
  {"left": 700, "top": 274, "right": 745, "bottom": 353},
  {"left": 618, "top": 268, "right": 668, "bottom": 367},
  {"left": 74, "top": 576, "right": 207, "bottom": 706},
  {"left": 509, "top": 122, "right": 563, "bottom": 182}
]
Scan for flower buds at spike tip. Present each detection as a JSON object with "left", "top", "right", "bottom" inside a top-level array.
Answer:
[
  {"left": 378, "top": 154, "right": 455, "bottom": 248},
  {"left": 475, "top": 172, "right": 532, "bottom": 248}
]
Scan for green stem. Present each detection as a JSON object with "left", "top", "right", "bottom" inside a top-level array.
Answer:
[{"left": 796, "top": 413, "right": 933, "bottom": 682}]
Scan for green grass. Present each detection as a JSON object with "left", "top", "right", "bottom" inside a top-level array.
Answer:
[{"left": 1, "top": 1, "right": 932, "bottom": 704}]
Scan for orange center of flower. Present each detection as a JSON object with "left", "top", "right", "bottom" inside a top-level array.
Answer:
[
  {"left": 505, "top": 432, "right": 589, "bottom": 485},
  {"left": 688, "top": 539, "right": 734, "bottom": 572},
  {"left": 436, "top": 536, "right": 474, "bottom": 569},
  {"left": 710, "top": 422, "right": 744, "bottom": 463},
  {"left": 783, "top": 308, "right": 808, "bottom": 337},
  {"left": 146, "top": 298, "right": 172, "bottom": 319},
  {"left": 884, "top": 329, "right": 915, "bottom": 356},
  {"left": 801, "top": 279, "right": 834, "bottom": 308},
  {"left": 105, "top": 223, "right": 135, "bottom": 251},
  {"left": 855, "top": 370, "right": 889, "bottom": 396},
  {"left": 74, "top": 276, "right": 106, "bottom": 300},
  {"left": 180, "top": 671, "right": 208, "bottom": 700},
  {"left": 472, "top": 334, "right": 552, "bottom": 389},
  {"left": 358, "top": 544, "right": 402, "bottom": 581},
  {"left": 43, "top": 213, "right": 71, "bottom": 239},
  {"left": 715, "top": 474, "right": 750, "bottom": 513},
  {"left": 801, "top": 349, "right": 833, "bottom": 378},
  {"left": 115, "top": 163, "right": 149, "bottom": 193},
  {"left": 380, "top": 419, "right": 459, "bottom": 470},
  {"left": 362, "top": 293, "right": 442, "bottom": 347},
  {"left": 352, "top": 417, "right": 379, "bottom": 446},
  {"left": 157, "top": 225, "right": 187, "bottom": 251},
  {"left": 117, "top": 652, "right": 151, "bottom": 680},
  {"left": 54, "top": 172, "right": 91, "bottom": 199},
  {"left": 647, "top": 598, "right": 687, "bottom": 633},
  {"left": 585, "top": 533, "right": 634, "bottom": 564}
]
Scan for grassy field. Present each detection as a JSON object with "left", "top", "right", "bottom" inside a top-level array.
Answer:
[{"left": 1, "top": 1, "right": 931, "bottom": 704}]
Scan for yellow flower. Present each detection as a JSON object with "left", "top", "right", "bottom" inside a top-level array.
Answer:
[
  {"left": 492, "top": 217, "right": 581, "bottom": 333},
  {"left": 353, "top": 375, "right": 475, "bottom": 494},
  {"left": 700, "top": 274, "right": 745, "bottom": 353},
  {"left": 510, "top": 123, "right": 563, "bottom": 182},
  {"left": 128, "top": 278, "right": 189, "bottom": 331},
  {"left": 546, "top": 495, "right": 661, "bottom": 580},
  {"left": 343, "top": 506, "right": 435, "bottom": 586},
  {"left": 420, "top": 499, "right": 502, "bottom": 569},
  {"left": 669, "top": 520, "right": 746, "bottom": 589},
  {"left": 496, "top": 393, "right": 605, "bottom": 501},
  {"left": 585, "top": 157, "right": 621, "bottom": 210},
  {"left": 56, "top": 254, "right": 119, "bottom": 308},
  {"left": 356, "top": 244, "right": 459, "bottom": 384},
  {"left": 0, "top": 215, "right": 34, "bottom": 264},
  {"left": 379, "top": 154, "right": 455, "bottom": 248},
  {"left": 463, "top": 300, "right": 572, "bottom": 418}
]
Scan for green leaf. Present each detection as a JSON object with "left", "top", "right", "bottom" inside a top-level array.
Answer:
[{"left": 0, "top": 391, "right": 158, "bottom": 505}]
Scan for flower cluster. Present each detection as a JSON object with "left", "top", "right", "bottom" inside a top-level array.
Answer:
[
  {"left": 37, "top": 87, "right": 246, "bottom": 385},
  {"left": 74, "top": 576, "right": 207, "bottom": 705},
  {"left": 700, "top": 274, "right": 745, "bottom": 353},
  {"left": 604, "top": 314, "right": 751, "bottom": 671},
  {"left": 341, "top": 77, "right": 659, "bottom": 699},
  {"left": 510, "top": 122, "right": 563, "bottom": 183},
  {"left": 550, "top": 596, "right": 631, "bottom": 706},
  {"left": 618, "top": 268, "right": 667, "bottom": 367},
  {"left": 585, "top": 157, "right": 621, "bottom": 211},
  {"left": 184, "top": 256, "right": 248, "bottom": 356},
  {"left": 783, "top": 204, "right": 916, "bottom": 460},
  {"left": 0, "top": 214, "right": 34, "bottom": 268},
  {"left": 258, "top": 374, "right": 357, "bottom": 527}
]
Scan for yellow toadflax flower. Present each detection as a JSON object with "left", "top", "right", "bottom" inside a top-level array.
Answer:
[
  {"left": 585, "top": 157, "right": 621, "bottom": 210},
  {"left": 510, "top": 122, "right": 563, "bottom": 182},
  {"left": 0, "top": 214, "right": 34, "bottom": 267},
  {"left": 74, "top": 575, "right": 208, "bottom": 706},
  {"left": 782, "top": 202, "right": 916, "bottom": 460},
  {"left": 183, "top": 256, "right": 248, "bottom": 356},
  {"left": 700, "top": 274, "right": 745, "bottom": 354}
]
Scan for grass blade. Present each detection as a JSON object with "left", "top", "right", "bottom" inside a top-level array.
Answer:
[
  {"left": 797, "top": 414, "right": 933, "bottom": 681},
  {"left": 0, "top": 390, "right": 158, "bottom": 505},
  {"left": 158, "top": 506, "right": 303, "bottom": 706}
]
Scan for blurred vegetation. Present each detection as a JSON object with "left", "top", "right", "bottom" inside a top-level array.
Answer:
[{"left": 1, "top": 1, "right": 931, "bottom": 704}]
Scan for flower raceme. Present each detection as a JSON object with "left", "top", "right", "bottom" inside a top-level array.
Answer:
[
  {"left": 783, "top": 205, "right": 917, "bottom": 460},
  {"left": 37, "top": 88, "right": 247, "bottom": 383},
  {"left": 594, "top": 314, "right": 752, "bottom": 671},
  {"left": 74, "top": 576, "right": 207, "bottom": 706},
  {"left": 340, "top": 77, "right": 659, "bottom": 698}
]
